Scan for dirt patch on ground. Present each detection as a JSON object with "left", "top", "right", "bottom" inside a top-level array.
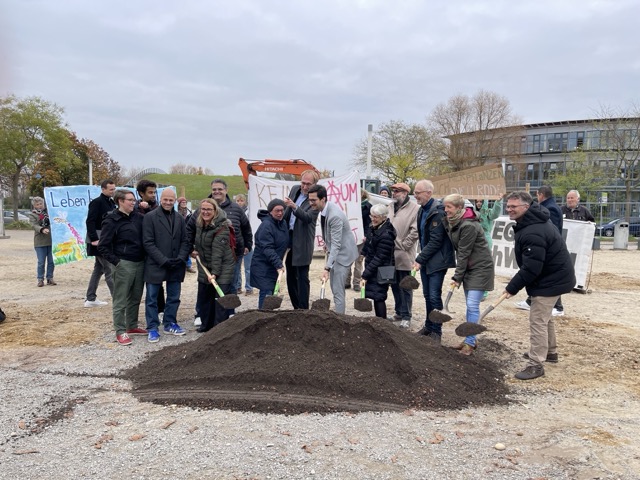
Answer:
[{"left": 125, "top": 310, "right": 510, "bottom": 414}]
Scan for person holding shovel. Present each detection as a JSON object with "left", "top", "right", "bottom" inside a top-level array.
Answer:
[
  {"left": 193, "top": 198, "right": 236, "bottom": 332},
  {"left": 504, "top": 191, "right": 575, "bottom": 380},
  {"left": 361, "top": 204, "right": 397, "bottom": 319},
  {"left": 442, "top": 194, "right": 495, "bottom": 356},
  {"left": 250, "top": 199, "right": 289, "bottom": 309}
]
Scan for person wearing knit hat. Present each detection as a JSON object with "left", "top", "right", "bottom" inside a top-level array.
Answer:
[
  {"left": 379, "top": 185, "right": 391, "bottom": 197},
  {"left": 250, "top": 199, "right": 290, "bottom": 309}
]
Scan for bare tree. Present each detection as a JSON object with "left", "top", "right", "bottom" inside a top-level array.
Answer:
[
  {"left": 591, "top": 103, "right": 640, "bottom": 220},
  {"left": 428, "top": 90, "right": 521, "bottom": 171},
  {"left": 351, "top": 120, "right": 445, "bottom": 184}
]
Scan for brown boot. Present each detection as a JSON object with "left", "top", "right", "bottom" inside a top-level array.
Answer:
[
  {"left": 47, "top": 279, "right": 57, "bottom": 286},
  {"left": 37, "top": 279, "right": 44, "bottom": 287}
]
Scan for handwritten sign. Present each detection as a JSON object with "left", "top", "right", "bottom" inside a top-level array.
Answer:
[{"left": 431, "top": 164, "right": 506, "bottom": 199}]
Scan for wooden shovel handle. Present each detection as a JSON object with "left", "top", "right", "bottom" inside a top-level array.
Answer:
[{"left": 478, "top": 292, "right": 509, "bottom": 322}]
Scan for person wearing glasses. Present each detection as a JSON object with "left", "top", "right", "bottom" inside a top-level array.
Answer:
[
  {"left": 413, "top": 180, "right": 456, "bottom": 343},
  {"left": 442, "top": 195, "right": 494, "bottom": 355},
  {"left": 503, "top": 192, "right": 575, "bottom": 380},
  {"left": 283, "top": 170, "right": 320, "bottom": 309},
  {"left": 98, "top": 190, "right": 147, "bottom": 346},
  {"left": 193, "top": 198, "right": 236, "bottom": 332}
]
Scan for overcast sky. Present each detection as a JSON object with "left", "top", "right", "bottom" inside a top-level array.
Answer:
[{"left": 2, "top": 0, "right": 639, "bottom": 177}]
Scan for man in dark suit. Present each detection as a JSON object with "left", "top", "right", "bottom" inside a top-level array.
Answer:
[
  {"left": 283, "top": 170, "right": 320, "bottom": 309},
  {"left": 308, "top": 184, "right": 359, "bottom": 314},
  {"left": 142, "top": 188, "right": 190, "bottom": 342},
  {"left": 84, "top": 179, "right": 116, "bottom": 307}
]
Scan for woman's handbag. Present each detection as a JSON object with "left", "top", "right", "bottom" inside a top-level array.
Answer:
[{"left": 376, "top": 265, "right": 396, "bottom": 284}]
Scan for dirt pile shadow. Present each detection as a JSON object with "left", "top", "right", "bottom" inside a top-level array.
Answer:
[{"left": 125, "top": 310, "right": 511, "bottom": 414}]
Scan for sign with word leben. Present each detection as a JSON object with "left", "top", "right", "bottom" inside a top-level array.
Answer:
[
  {"left": 491, "top": 216, "right": 595, "bottom": 291},
  {"left": 45, "top": 185, "right": 176, "bottom": 265},
  {"left": 431, "top": 164, "right": 506, "bottom": 200}
]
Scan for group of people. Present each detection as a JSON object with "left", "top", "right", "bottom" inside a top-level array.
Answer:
[{"left": 28, "top": 174, "right": 588, "bottom": 381}]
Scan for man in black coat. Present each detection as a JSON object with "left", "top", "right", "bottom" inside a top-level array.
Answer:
[
  {"left": 209, "top": 179, "right": 253, "bottom": 297},
  {"left": 283, "top": 170, "right": 320, "bottom": 309},
  {"left": 504, "top": 192, "right": 576, "bottom": 380},
  {"left": 516, "top": 185, "right": 566, "bottom": 315},
  {"left": 84, "top": 179, "right": 116, "bottom": 307},
  {"left": 142, "top": 188, "right": 190, "bottom": 342}
]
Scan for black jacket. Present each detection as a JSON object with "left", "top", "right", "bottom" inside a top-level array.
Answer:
[
  {"left": 362, "top": 219, "right": 396, "bottom": 301},
  {"left": 284, "top": 184, "right": 320, "bottom": 266},
  {"left": 98, "top": 210, "right": 145, "bottom": 265},
  {"left": 142, "top": 207, "right": 190, "bottom": 284},
  {"left": 212, "top": 194, "right": 253, "bottom": 256},
  {"left": 250, "top": 210, "right": 290, "bottom": 291},
  {"left": 415, "top": 199, "right": 456, "bottom": 274},
  {"left": 86, "top": 193, "right": 116, "bottom": 256},
  {"left": 506, "top": 203, "right": 576, "bottom": 297}
]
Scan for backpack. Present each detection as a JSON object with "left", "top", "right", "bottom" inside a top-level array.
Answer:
[{"left": 214, "top": 222, "right": 238, "bottom": 262}]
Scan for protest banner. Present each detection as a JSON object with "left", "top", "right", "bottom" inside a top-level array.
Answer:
[
  {"left": 45, "top": 185, "right": 175, "bottom": 265},
  {"left": 431, "top": 164, "right": 506, "bottom": 199},
  {"left": 491, "top": 216, "right": 595, "bottom": 291},
  {"left": 248, "top": 172, "right": 368, "bottom": 249}
]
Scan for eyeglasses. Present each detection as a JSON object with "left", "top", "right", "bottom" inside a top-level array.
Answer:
[
  {"left": 413, "top": 190, "right": 430, "bottom": 195},
  {"left": 301, "top": 181, "right": 313, "bottom": 186},
  {"left": 124, "top": 198, "right": 136, "bottom": 202},
  {"left": 506, "top": 204, "right": 528, "bottom": 210},
  {"left": 200, "top": 208, "right": 214, "bottom": 212}
]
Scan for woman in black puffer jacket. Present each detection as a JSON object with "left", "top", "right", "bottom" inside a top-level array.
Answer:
[{"left": 361, "top": 203, "right": 397, "bottom": 319}]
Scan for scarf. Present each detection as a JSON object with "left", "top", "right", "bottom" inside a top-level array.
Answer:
[{"left": 446, "top": 208, "right": 465, "bottom": 229}]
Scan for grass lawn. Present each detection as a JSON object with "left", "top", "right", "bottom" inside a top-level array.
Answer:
[{"left": 146, "top": 174, "right": 246, "bottom": 203}]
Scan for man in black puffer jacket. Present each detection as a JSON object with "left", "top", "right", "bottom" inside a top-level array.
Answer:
[
  {"left": 504, "top": 191, "right": 575, "bottom": 381},
  {"left": 209, "top": 179, "right": 253, "bottom": 298}
]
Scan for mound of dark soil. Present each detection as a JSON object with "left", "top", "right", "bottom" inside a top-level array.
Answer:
[{"left": 125, "top": 310, "right": 511, "bottom": 414}]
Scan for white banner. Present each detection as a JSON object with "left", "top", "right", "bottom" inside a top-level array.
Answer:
[
  {"left": 248, "top": 172, "right": 368, "bottom": 249},
  {"left": 491, "top": 216, "right": 595, "bottom": 291}
]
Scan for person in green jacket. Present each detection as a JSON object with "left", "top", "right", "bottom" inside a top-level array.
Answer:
[
  {"left": 28, "top": 196, "right": 56, "bottom": 287},
  {"left": 473, "top": 195, "right": 505, "bottom": 248}
]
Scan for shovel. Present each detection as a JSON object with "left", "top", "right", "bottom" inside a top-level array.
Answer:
[
  {"left": 429, "top": 283, "right": 458, "bottom": 323},
  {"left": 195, "top": 256, "right": 241, "bottom": 310},
  {"left": 262, "top": 250, "right": 289, "bottom": 311},
  {"left": 455, "top": 292, "right": 508, "bottom": 337},
  {"left": 354, "top": 280, "right": 373, "bottom": 312},
  {"left": 311, "top": 278, "right": 331, "bottom": 311},
  {"left": 399, "top": 268, "right": 420, "bottom": 290}
]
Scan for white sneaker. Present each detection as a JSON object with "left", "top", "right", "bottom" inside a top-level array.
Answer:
[
  {"left": 84, "top": 299, "right": 108, "bottom": 308},
  {"left": 193, "top": 317, "right": 202, "bottom": 327},
  {"left": 514, "top": 300, "right": 530, "bottom": 311},
  {"left": 399, "top": 320, "right": 410, "bottom": 329},
  {"left": 552, "top": 308, "right": 565, "bottom": 317}
]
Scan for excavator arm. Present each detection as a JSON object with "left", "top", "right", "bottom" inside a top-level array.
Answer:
[{"left": 238, "top": 158, "right": 320, "bottom": 189}]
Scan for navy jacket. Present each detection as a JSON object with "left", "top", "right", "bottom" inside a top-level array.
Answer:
[
  {"left": 415, "top": 200, "right": 456, "bottom": 274},
  {"left": 250, "top": 210, "right": 290, "bottom": 291},
  {"left": 539, "top": 196, "right": 563, "bottom": 233},
  {"left": 506, "top": 203, "right": 576, "bottom": 297},
  {"left": 86, "top": 193, "right": 116, "bottom": 256}
]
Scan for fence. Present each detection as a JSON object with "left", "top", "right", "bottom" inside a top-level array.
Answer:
[{"left": 582, "top": 201, "right": 640, "bottom": 223}]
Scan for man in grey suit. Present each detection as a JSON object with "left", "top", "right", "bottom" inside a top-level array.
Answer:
[
  {"left": 142, "top": 189, "right": 191, "bottom": 342},
  {"left": 308, "top": 184, "right": 359, "bottom": 314},
  {"left": 283, "top": 169, "right": 320, "bottom": 309}
]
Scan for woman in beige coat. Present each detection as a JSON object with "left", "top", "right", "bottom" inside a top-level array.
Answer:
[{"left": 28, "top": 196, "right": 56, "bottom": 287}]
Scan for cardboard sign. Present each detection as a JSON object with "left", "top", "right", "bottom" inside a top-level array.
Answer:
[{"left": 431, "top": 164, "right": 506, "bottom": 200}]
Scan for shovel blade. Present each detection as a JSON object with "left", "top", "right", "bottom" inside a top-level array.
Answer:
[
  {"left": 399, "top": 275, "right": 420, "bottom": 290},
  {"left": 216, "top": 294, "right": 241, "bottom": 310},
  {"left": 354, "top": 298, "right": 373, "bottom": 312},
  {"left": 262, "top": 295, "right": 283, "bottom": 311},
  {"left": 455, "top": 322, "right": 487, "bottom": 337},
  {"left": 429, "top": 310, "right": 453, "bottom": 323},
  {"left": 311, "top": 298, "right": 331, "bottom": 311}
]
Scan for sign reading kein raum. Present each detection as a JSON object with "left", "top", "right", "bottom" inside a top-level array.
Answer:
[{"left": 431, "top": 164, "right": 506, "bottom": 200}]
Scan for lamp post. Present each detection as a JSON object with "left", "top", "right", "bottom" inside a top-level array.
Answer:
[{"left": 88, "top": 159, "right": 93, "bottom": 185}]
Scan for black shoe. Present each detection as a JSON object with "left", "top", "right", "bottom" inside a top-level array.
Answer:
[
  {"left": 196, "top": 327, "right": 208, "bottom": 333},
  {"left": 422, "top": 331, "right": 442, "bottom": 345},
  {"left": 515, "top": 365, "right": 545, "bottom": 380},
  {"left": 523, "top": 352, "right": 558, "bottom": 363}
]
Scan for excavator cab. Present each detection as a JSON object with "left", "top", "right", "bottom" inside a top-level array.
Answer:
[{"left": 238, "top": 158, "right": 321, "bottom": 190}]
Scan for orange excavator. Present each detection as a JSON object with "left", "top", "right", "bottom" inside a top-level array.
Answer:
[{"left": 238, "top": 158, "right": 321, "bottom": 190}]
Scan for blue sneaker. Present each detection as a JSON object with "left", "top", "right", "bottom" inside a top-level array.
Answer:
[
  {"left": 163, "top": 323, "right": 186, "bottom": 336},
  {"left": 148, "top": 330, "right": 160, "bottom": 343}
]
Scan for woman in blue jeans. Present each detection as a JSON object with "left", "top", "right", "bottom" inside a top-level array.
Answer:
[
  {"left": 28, "top": 197, "right": 56, "bottom": 287},
  {"left": 442, "top": 194, "right": 495, "bottom": 355}
]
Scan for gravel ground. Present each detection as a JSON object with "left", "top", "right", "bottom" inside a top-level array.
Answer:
[{"left": 1, "top": 230, "right": 639, "bottom": 479}]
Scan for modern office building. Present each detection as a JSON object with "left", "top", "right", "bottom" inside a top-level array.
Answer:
[{"left": 448, "top": 118, "right": 640, "bottom": 217}]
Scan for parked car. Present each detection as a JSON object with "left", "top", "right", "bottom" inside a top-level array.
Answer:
[
  {"left": 2, "top": 211, "right": 29, "bottom": 224},
  {"left": 595, "top": 217, "right": 640, "bottom": 237}
]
